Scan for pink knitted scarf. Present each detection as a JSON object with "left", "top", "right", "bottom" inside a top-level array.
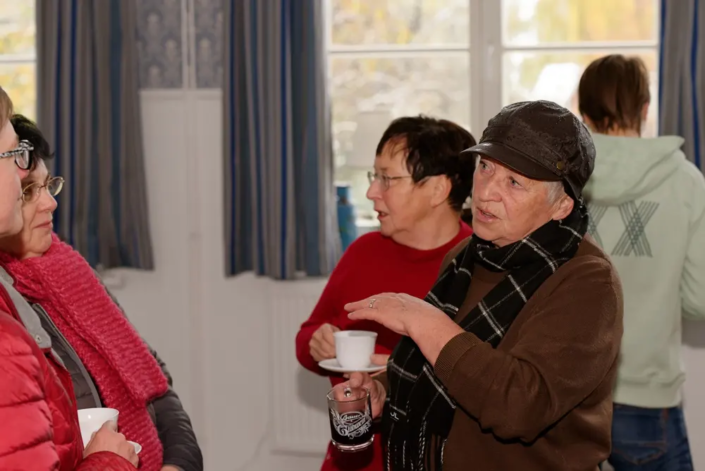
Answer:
[{"left": 0, "top": 234, "right": 168, "bottom": 471}]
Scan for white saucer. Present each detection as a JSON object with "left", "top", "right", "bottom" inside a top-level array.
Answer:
[
  {"left": 128, "top": 441, "right": 142, "bottom": 454},
  {"left": 319, "top": 358, "right": 386, "bottom": 374}
]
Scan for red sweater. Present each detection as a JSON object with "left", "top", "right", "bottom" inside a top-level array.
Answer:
[
  {"left": 296, "top": 222, "right": 472, "bottom": 378},
  {"left": 295, "top": 223, "right": 472, "bottom": 471}
]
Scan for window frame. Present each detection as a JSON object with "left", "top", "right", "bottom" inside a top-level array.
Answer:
[
  {"left": 325, "top": 0, "right": 660, "bottom": 224},
  {"left": 0, "top": 1, "right": 37, "bottom": 118},
  {"left": 476, "top": 0, "right": 659, "bottom": 132}
]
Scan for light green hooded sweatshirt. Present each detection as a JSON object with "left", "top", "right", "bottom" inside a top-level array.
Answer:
[{"left": 584, "top": 133, "right": 705, "bottom": 408}]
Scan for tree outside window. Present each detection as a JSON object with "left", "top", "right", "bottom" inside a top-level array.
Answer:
[
  {"left": 0, "top": 1, "right": 36, "bottom": 119},
  {"left": 327, "top": 0, "right": 659, "bottom": 230}
]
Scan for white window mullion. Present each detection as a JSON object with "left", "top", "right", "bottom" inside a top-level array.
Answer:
[
  {"left": 468, "top": 0, "right": 482, "bottom": 134},
  {"left": 324, "top": 0, "right": 333, "bottom": 51},
  {"left": 0, "top": 54, "right": 36, "bottom": 64},
  {"left": 327, "top": 50, "right": 468, "bottom": 60},
  {"left": 475, "top": 0, "right": 502, "bottom": 132},
  {"left": 328, "top": 44, "right": 470, "bottom": 54},
  {"left": 504, "top": 41, "right": 658, "bottom": 53}
]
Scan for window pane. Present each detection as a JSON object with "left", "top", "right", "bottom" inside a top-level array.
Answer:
[
  {"left": 330, "top": 0, "right": 470, "bottom": 46},
  {"left": 0, "top": 1, "right": 36, "bottom": 55},
  {"left": 0, "top": 63, "right": 36, "bottom": 118},
  {"left": 503, "top": 0, "right": 658, "bottom": 46},
  {"left": 330, "top": 54, "right": 471, "bottom": 218},
  {"left": 503, "top": 51, "right": 658, "bottom": 137}
]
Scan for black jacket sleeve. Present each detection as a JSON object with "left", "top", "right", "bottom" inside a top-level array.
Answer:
[{"left": 149, "top": 346, "right": 204, "bottom": 471}]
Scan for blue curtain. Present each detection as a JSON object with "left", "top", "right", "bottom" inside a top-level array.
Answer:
[
  {"left": 659, "top": 0, "right": 705, "bottom": 171},
  {"left": 223, "top": 0, "right": 340, "bottom": 279},
  {"left": 37, "top": 0, "right": 154, "bottom": 269}
]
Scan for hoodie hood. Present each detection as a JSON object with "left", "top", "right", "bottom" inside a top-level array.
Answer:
[{"left": 583, "top": 133, "right": 686, "bottom": 206}]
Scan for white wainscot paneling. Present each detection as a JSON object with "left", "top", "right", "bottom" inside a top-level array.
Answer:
[
  {"left": 270, "top": 280, "right": 333, "bottom": 454},
  {"left": 191, "top": 91, "right": 332, "bottom": 470}
]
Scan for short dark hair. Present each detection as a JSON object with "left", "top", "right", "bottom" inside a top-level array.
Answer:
[
  {"left": 11, "top": 114, "right": 54, "bottom": 169},
  {"left": 375, "top": 115, "right": 477, "bottom": 211},
  {"left": 578, "top": 54, "right": 650, "bottom": 134}
]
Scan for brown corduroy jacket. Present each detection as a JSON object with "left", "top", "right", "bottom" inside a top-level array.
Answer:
[{"left": 378, "top": 236, "right": 624, "bottom": 470}]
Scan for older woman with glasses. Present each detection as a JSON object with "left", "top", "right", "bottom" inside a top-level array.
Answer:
[
  {"left": 0, "top": 90, "right": 141, "bottom": 469},
  {"left": 0, "top": 114, "right": 203, "bottom": 471},
  {"left": 296, "top": 115, "right": 476, "bottom": 471}
]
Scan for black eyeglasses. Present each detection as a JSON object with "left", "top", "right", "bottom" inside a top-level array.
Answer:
[
  {"left": 0, "top": 140, "right": 33, "bottom": 170},
  {"left": 22, "top": 176, "right": 64, "bottom": 203}
]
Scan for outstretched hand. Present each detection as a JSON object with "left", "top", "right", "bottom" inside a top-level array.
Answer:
[
  {"left": 344, "top": 293, "right": 446, "bottom": 337},
  {"left": 345, "top": 293, "right": 464, "bottom": 366}
]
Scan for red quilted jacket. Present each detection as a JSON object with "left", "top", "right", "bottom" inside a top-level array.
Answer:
[{"left": 0, "top": 284, "right": 135, "bottom": 470}]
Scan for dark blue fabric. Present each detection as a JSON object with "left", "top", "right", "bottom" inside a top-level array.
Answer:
[
  {"left": 608, "top": 404, "right": 693, "bottom": 471},
  {"left": 224, "top": 0, "right": 339, "bottom": 279}
]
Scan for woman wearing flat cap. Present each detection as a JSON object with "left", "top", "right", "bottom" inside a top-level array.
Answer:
[{"left": 340, "top": 100, "right": 624, "bottom": 471}]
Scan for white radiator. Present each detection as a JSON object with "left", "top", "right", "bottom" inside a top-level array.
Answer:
[{"left": 268, "top": 279, "right": 333, "bottom": 454}]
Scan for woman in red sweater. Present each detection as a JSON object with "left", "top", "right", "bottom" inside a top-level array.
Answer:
[{"left": 295, "top": 115, "right": 475, "bottom": 471}]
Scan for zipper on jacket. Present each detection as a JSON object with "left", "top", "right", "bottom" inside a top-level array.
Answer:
[{"left": 33, "top": 304, "right": 103, "bottom": 408}]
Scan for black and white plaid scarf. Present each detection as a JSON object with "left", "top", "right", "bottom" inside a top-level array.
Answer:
[{"left": 382, "top": 203, "right": 589, "bottom": 470}]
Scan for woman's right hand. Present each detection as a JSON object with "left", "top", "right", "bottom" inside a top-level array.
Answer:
[
  {"left": 309, "top": 323, "right": 340, "bottom": 362},
  {"left": 84, "top": 421, "right": 139, "bottom": 468},
  {"left": 346, "top": 372, "right": 386, "bottom": 419}
]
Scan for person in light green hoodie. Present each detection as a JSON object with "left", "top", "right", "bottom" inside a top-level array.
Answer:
[{"left": 579, "top": 54, "right": 705, "bottom": 471}]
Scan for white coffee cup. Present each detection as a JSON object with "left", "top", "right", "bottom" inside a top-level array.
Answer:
[
  {"left": 78, "top": 407, "right": 119, "bottom": 447},
  {"left": 334, "top": 330, "right": 377, "bottom": 370}
]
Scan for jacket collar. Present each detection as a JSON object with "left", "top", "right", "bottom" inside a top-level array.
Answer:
[{"left": 0, "top": 266, "right": 52, "bottom": 350}]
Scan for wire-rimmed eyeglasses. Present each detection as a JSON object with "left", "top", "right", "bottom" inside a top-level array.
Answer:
[
  {"left": 367, "top": 171, "right": 413, "bottom": 190},
  {"left": 22, "top": 176, "right": 64, "bottom": 204}
]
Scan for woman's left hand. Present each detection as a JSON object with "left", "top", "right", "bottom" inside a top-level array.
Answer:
[{"left": 344, "top": 293, "right": 447, "bottom": 338}]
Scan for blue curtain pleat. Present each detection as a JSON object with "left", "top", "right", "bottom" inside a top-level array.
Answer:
[
  {"left": 659, "top": 0, "right": 705, "bottom": 172},
  {"left": 37, "top": 0, "right": 154, "bottom": 269},
  {"left": 223, "top": 0, "right": 340, "bottom": 279}
]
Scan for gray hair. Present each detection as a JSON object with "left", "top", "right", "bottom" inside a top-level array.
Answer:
[{"left": 545, "top": 181, "right": 566, "bottom": 205}]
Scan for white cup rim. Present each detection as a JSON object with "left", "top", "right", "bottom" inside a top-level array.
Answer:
[
  {"left": 78, "top": 408, "right": 119, "bottom": 424},
  {"left": 78, "top": 407, "right": 119, "bottom": 415},
  {"left": 334, "top": 330, "right": 378, "bottom": 338}
]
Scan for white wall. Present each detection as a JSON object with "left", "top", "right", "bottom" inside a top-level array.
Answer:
[
  {"left": 106, "top": 90, "right": 705, "bottom": 470},
  {"left": 109, "top": 90, "right": 330, "bottom": 470}
]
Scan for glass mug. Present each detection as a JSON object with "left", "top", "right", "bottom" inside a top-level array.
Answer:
[{"left": 327, "top": 385, "right": 374, "bottom": 452}]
